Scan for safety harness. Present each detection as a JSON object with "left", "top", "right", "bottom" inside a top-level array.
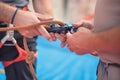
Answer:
[
  {"left": 0, "top": 20, "right": 65, "bottom": 80},
  {"left": 0, "top": 20, "right": 98, "bottom": 80}
]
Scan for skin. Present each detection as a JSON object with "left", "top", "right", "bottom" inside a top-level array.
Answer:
[
  {"left": 0, "top": 1, "right": 53, "bottom": 41},
  {"left": 31, "top": 0, "right": 54, "bottom": 40},
  {"left": 56, "top": 21, "right": 120, "bottom": 55},
  {"left": 33, "top": 0, "right": 53, "bottom": 18},
  {"left": 32, "top": 0, "right": 57, "bottom": 41},
  {"left": 55, "top": 20, "right": 94, "bottom": 48}
]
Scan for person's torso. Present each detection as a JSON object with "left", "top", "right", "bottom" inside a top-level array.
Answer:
[{"left": 94, "top": 0, "right": 120, "bottom": 64}]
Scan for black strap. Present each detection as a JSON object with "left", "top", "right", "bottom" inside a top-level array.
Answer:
[{"left": 11, "top": 8, "right": 19, "bottom": 24}]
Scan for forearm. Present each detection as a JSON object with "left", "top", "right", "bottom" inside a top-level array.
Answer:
[
  {"left": 93, "top": 25, "right": 120, "bottom": 53},
  {"left": 32, "top": 0, "right": 53, "bottom": 16},
  {"left": 0, "top": 2, "right": 16, "bottom": 23}
]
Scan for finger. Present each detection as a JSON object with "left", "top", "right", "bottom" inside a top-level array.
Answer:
[
  {"left": 37, "top": 25, "right": 52, "bottom": 41},
  {"left": 60, "top": 33, "right": 67, "bottom": 47},
  {"left": 83, "top": 22, "right": 94, "bottom": 30},
  {"left": 67, "top": 44, "right": 74, "bottom": 52},
  {"left": 77, "top": 27, "right": 91, "bottom": 33},
  {"left": 61, "top": 41, "right": 67, "bottom": 48},
  {"left": 71, "top": 29, "right": 75, "bottom": 34},
  {"left": 72, "top": 21, "right": 83, "bottom": 28},
  {"left": 86, "top": 23, "right": 94, "bottom": 30},
  {"left": 55, "top": 33, "right": 60, "bottom": 38},
  {"left": 55, "top": 33, "right": 65, "bottom": 42},
  {"left": 66, "top": 32, "right": 72, "bottom": 38},
  {"left": 66, "top": 33, "right": 74, "bottom": 51},
  {"left": 60, "top": 33, "right": 66, "bottom": 38},
  {"left": 50, "top": 32, "right": 57, "bottom": 41},
  {"left": 55, "top": 33, "right": 60, "bottom": 39}
]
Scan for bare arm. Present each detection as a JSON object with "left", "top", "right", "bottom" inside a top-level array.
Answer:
[
  {"left": 0, "top": 2, "right": 16, "bottom": 23},
  {"left": 94, "top": 25, "right": 120, "bottom": 54},
  {"left": 66, "top": 25, "right": 120, "bottom": 55},
  {"left": 0, "top": 2, "right": 52, "bottom": 39},
  {"left": 32, "top": 0, "right": 53, "bottom": 17},
  {"left": 32, "top": 0, "right": 57, "bottom": 41}
]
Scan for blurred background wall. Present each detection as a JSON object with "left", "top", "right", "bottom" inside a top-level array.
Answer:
[
  {"left": 29, "top": 0, "right": 96, "bottom": 22},
  {"left": 51, "top": 0, "right": 96, "bottom": 22}
]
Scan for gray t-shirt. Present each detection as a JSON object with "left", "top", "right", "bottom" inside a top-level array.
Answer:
[
  {"left": 0, "top": 0, "right": 29, "bottom": 8},
  {"left": 94, "top": 0, "right": 120, "bottom": 64}
]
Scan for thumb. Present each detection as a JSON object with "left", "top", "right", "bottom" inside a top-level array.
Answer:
[
  {"left": 77, "top": 27, "right": 91, "bottom": 33},
  {"left": 66, "top": 32, "right": 72, "bottom": 38},
  {"left": 72, "top": 21, "right": 83, "bottom": 28}
]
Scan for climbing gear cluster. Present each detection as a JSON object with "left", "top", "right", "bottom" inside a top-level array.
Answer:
[
  {"left": 0, "top": 20, "right": 65, "bottom": 80},
  {"left": 0, "top": 20, "right": 97, "bottom": 80}
]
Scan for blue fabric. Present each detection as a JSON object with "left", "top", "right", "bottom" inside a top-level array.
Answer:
[
  {"left": 0, "top": 62, "right": 6, "bottom": 80},
  {"left": 0, "top": 36, "right": 99, "bottom": 80},
  {"left": 36, "top": 36, "right": 99, "bottom": 80}
]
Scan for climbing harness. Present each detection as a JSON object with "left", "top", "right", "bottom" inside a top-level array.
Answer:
[
  {"left": 0, "top": 20, "right": 65, "bottom": 80},
  {"left": 0, "top": 24, "right": 16, "bottom": 48},
  {"left": 0, "top": 20, "right": 98, "bottom": 80}
]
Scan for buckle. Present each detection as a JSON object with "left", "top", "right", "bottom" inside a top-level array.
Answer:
[{"left": 0, "top": 24, "right": 16, "bottom": 47}]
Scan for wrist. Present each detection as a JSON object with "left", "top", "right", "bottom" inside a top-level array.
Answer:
[
  {"left": 11, "top": 8, "right": 19, "bottom": 24},
  {"left": 12, "top": 8, "right": 23, "bottom": 26},
  {"left": 91, "top": 32, "right": 102, "bottom": 53},
  {"left": 88, "top": 32, "right": 99, "bottom": 53}
]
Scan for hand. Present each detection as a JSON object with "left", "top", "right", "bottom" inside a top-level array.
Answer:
[
  {"left": 66, "top": 27, "right": 95, "bottom": 55},
  {"left": 55, "top": 20, "right": 94, "bottom": 48},
  {"left": 55, "top": 33, "right": 67, "bottom": 47},
  {"left": 72, "top": 20, "right": 94, "bottom": 33},
  {"left": 35, "top": 13, "right": 57, "bottom": 41},
  {"left": 14, "top": 10, "right": 52, "bottom": 41}
]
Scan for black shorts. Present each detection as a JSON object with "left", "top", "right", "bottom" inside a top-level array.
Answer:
[{"left": 5, "top": 60, "right": 34, "bottom": 80}]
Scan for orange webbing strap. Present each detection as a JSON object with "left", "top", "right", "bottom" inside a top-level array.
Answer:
[
  {"left": 0, "top": 42, "right": 3, "bottom": 48},
  {"left": 2, "top": 43, "right": 37, "bottom": 79},
  {"left": 2, "top": 44, "right": 27, "bottom": 67},
  {"left": 22, "top": 6, "right": 28, "bottom": 11},
  {"left": 2, "top": 44, "right": 37, "bottom": 67}
]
